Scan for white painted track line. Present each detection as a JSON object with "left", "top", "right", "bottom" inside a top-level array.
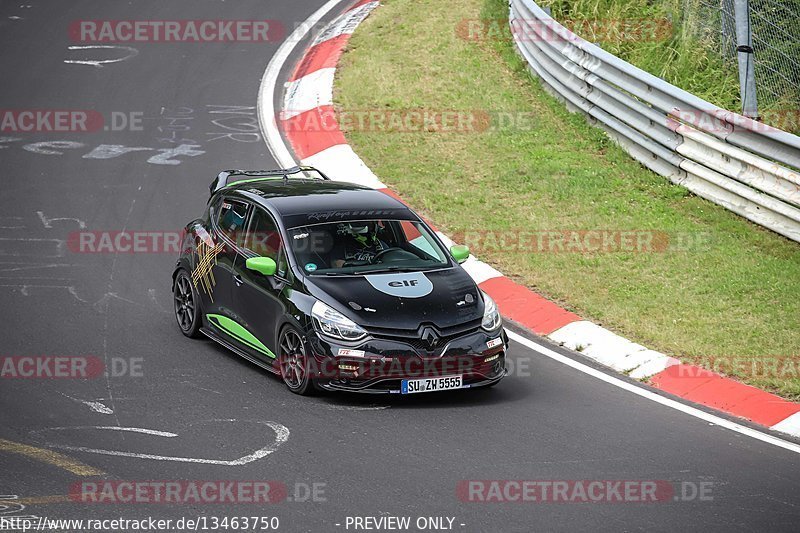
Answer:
[{"left": 507, "top": 330, "right": 800, "bottom": 455}]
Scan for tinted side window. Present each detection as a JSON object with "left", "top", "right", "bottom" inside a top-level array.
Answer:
[
  {"left": 216, "top": 199, "right": 249, "bottom": 246},
  {"left": 276, "top": 247, "right": 288, "bottom": 278},
  {"left": 246, "top": 208, "right": 282, "bottom": 261}
]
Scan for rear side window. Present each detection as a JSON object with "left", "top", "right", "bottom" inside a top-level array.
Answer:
[{"left": 216, "top": 199, "right": 249, "bottom": 247}]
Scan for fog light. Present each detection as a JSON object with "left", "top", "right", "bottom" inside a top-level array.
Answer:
[{"left": 484, "top": 354, "right": 499, "bottom": 363}]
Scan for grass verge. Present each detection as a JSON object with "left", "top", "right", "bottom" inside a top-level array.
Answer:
[
  {"left": 539, "top": 0, "right": 741, "bottom": 112},
  {"left": 539, "top": 0, "right": 799, "bottom": 129},
  {"left": 334, "top": 0, "right": 800, "bottom": 398}
]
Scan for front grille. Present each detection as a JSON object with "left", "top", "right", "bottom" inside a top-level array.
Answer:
[
  {"left": 366, "top": 319, "right": 482, "bottom": 353},
  {"left": 403, "top": 335, "right": 455, "bottom": 353}
]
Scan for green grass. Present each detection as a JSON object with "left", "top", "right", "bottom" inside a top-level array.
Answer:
[
  {"left": 539, "top": 0, "right": 740, "bottom": 111},
  {"left": 334, "top": 0, "right": 800, "bottom": 399},
  {"left": 538, "top": 0, "right": 800, "bottom": 130}
]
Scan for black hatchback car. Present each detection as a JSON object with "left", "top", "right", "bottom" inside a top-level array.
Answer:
[{"left": 172, "top": 166, "right": 508, "bottom": 395}]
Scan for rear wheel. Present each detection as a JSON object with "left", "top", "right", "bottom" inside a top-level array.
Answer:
[
  {"left": 173, "top": 270, "right": 202, "bottom": 338},
  {"left": 278, "top": 326, "right": 314, "bottom": 395}
]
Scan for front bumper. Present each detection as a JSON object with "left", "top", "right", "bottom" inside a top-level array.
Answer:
[
  {"left": 306, "top": 326, "right": 509, "bottom": 394},
  {"left": 318, "top": 366, "right": 507, "bottom": 394}
]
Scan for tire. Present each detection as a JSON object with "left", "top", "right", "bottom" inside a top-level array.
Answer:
[
  {"left": 277, "top": 326, "right": 315, "bottom": 396},
  {"left": 173, "top": 270, "right": 202, "bottom": 338}
]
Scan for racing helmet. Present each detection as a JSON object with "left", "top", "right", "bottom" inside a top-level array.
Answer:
[{"left": 345, "top": 221, "right": 378, "bottom": 239}]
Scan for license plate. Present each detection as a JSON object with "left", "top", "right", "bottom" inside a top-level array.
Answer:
[{"left": 401, "top": 375, "right": 463, "bottom": 394}]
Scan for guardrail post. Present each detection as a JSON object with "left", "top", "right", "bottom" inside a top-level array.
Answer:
[{"left": 733, "top": 0, "right": 759, "bottom": 119}]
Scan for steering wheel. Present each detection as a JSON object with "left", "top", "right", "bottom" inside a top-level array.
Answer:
[{"left": 373, "top": 247, "right": 416, "bottom": 263}]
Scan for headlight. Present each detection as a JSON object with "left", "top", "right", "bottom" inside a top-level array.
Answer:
[
  {"left": 312, "top": 301, "right": 367, "bottom": 341},
  {"left": 481, "top": 292, "right": 502, "bottom": 331}
]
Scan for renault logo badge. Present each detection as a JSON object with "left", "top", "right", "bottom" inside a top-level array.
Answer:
[{"left": 420, "top": 327, "right": 439, "bottom": 349}]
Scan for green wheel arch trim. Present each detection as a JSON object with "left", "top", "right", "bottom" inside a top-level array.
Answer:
[{"left": 206, "top": 314, "right": 276, "bottom": 358}]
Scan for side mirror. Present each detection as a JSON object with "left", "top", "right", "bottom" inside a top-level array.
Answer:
[
  {"left": 246, "top": 256, "right": 277, "bottom": 276},
  {"left": 450, "top": 244, "right": 470, "bottom": 264}
]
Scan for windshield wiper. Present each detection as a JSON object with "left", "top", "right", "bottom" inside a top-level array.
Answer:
[
  {"left": 356, "top": 265, "right": 436, "bottom": 275},
  {"left": 319, "top": 265, "right": 440, "bottom": 276}
]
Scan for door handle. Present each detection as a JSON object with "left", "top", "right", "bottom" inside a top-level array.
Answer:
[{"left": 233, "top": 274, "right": 243, "bottom": 286}]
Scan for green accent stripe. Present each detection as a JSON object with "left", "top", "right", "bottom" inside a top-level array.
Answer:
[{"left": 206, "top": 314, "right": 276, "bottom": 358}]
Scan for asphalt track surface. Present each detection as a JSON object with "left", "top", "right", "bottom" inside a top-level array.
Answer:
[{"left": 0, "top": 1, "right": 799, "bottom": 532}]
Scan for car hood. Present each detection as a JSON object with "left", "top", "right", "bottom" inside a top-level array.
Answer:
[{"left": 305, "top": 267, "right": 484, "bottom": 330}]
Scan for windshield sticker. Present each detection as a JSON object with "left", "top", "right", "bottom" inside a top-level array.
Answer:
[
  {"left": 304, "top": 263, "right": 318, "bottom": 272},
  {"left": 364, "top": 272, "right": 433, "bottom": 299},
  {"left": 307, "top": 209, "right": 399, "bottom": 222}
]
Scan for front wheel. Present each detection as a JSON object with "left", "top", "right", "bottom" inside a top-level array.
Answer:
[
  {"left": 278, "top": 326, "right": 315, "bottom": 395},
  {"left": 173, "top": 270, "right": 202, "bottom": 338}
]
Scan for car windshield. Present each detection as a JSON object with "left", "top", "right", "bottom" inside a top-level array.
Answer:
[{"left": 287, "top": 219, "right": 451, "bottom": 275}]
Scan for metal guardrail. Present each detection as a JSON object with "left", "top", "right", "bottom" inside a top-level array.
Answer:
[{"left": 510, "top": 0, "right": 800, "bottom": 242}]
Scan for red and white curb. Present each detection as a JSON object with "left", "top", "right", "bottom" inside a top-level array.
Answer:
[{"left": 262, "top": 0, "right": 800, "bottom": 439}]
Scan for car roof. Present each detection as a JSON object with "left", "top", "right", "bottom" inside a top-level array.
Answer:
[{"left": 222, "top": 178, "right": 419, "bottom": 227}]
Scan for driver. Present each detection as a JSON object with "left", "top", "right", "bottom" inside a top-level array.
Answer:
[{"left": 331, "top": 221, "right": 388, "bottom": 268}]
